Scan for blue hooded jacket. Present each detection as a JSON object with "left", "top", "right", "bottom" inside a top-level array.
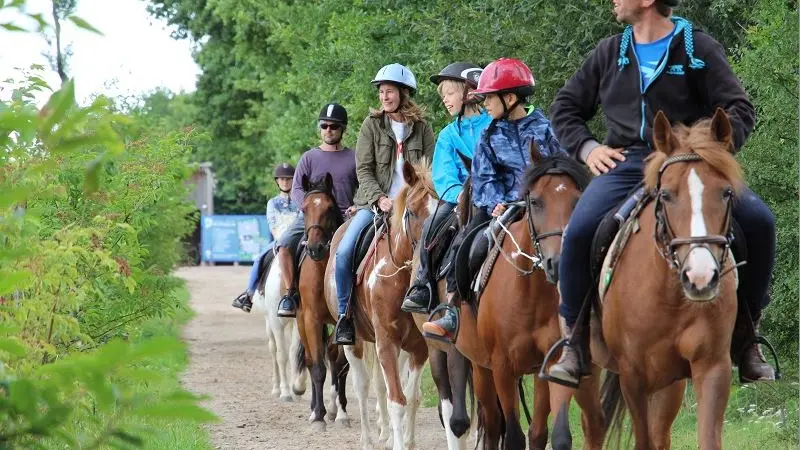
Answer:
[
  {"left": 431, "top": 110, "right": 492, "bottom": 204},
  {"left": 471, "top": 108, "right": 566, "bottom": 215}
]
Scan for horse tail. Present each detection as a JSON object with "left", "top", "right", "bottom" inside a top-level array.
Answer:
[
  {"left": 466, "top": 362, "right": 475, "bottom": 434},
  {"left": 601, "top": 371, "right": 629, "bottom": 449},
  {"left": 518, "top": 377, "right": 532, "bottom": 425},
  {"left": 294, "top": 338, "right": 306, "bottom": 374}
]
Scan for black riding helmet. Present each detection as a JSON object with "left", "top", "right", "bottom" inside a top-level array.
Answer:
[
  {"left": 318, "top": 103, "right": 348, "bottom": 125},
  {"left": 273, "top": 162, "right": 295, "bottom": 180},
  {"left": 429, "top": 62, "right": 482, "bottom": 88}
]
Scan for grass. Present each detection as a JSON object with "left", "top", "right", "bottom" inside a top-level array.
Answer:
[
  {"left": 40, "top": 286, "right": 215, "bottom": 450},
  {"left": 419, "top": 364, "right": 799, "bottom": 449}
]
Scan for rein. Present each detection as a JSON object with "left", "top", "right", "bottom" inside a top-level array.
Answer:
[{"left": 653, "top": 153, "right": 735, "bottom": 274}]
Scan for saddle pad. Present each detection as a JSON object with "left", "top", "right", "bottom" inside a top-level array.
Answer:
[{"left": 355, "top": 224, "right": 386, "bottom": 286}]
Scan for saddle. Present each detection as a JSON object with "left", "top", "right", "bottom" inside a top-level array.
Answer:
[
  {"left": 255, "top": 236, "right": 308, "bottom": 296},
  {"left": 454, "top": 204, "right": 525, "bottom": 304},
  {"left": 354, "top": 215, "right": 388, "bottom": 286}
]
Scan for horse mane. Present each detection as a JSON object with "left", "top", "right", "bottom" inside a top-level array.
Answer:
[
  {"left": 391, "top": 160, "right": 434, "bottom": 232},
  {"left": 644, "top": 119, "right": 743, "bottom": 191},
  {"left": 523, "top": 153, "right": 593, "bottom": 192}
]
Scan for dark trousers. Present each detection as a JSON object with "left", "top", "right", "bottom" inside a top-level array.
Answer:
[
  {"left": 445, "top": 208, "right": 492, "bottom": 294},
  {"left": 559, "top": 151, "right": 776, "bottom": 327},
  {"left": 411, "top": 202, "right": 457, "bottom": 289}
]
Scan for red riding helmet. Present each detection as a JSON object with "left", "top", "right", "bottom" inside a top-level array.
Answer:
[{"left": 471, "top": 58, "right": 536, "bottom": 97}]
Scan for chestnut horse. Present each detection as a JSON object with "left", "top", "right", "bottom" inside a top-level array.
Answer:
[
  {"left": 596, "top": 109, "right": 744, "bottom": 449},
  {"left": 293, "top": 174, "right": 351, "bottom": 431},
  {"left": 448, "top": 145, "right": 606, "bottom": 449},
  {"left": 325, "top": 161, "right": 436, "bottom": 450}
]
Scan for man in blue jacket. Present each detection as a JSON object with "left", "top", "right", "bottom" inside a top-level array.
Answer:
[
  {"left": 402, "top": 62, "right": 492, "bottom": 314},
  {"left": 546, "top": 0, "right": 777, "bottom": 387}
]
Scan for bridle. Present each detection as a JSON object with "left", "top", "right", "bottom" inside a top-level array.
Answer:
[
  {"left": 303, "top": 189, "right": 342, "bottom": 259},
  {"left": 653, "top": 153, "right": 734, "bottom": 273}
]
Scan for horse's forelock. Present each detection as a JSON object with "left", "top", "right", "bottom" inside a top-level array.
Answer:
[
  {"left": 524, "top": 154, "right": 592, "bottom": 193},
  {"left": 391, "top": 161, "right": 435, "bottom": 231},
  {"left": 644, "top": 121, "right": 743, "bottom": 192}
]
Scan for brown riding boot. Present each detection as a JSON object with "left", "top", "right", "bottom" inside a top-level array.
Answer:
[
  {"left": 737, "top": 315, "right": 776, "bottom": 382},
  {"left": 546, "top": 317, "right": 584, "bottom": 388}
]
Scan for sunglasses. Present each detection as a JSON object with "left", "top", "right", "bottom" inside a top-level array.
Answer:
[{"left": 319, "top": 123, "right": 342, "bottom": 131}]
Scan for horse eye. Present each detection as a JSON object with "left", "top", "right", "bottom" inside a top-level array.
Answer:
[
  {"left": 529, "top": 197, "right": 543, "bottom": 209},
  {"left": 659, "top": 190, "right": 674, "bottom": 202}
]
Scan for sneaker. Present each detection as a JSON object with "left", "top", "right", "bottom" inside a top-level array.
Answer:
[
  {"left": 422, "top": 306, "right": 459, "bottom": 344},
  {"left": 333, "top": 315, "right": 355, "bottom": 345},
  {"left": 401, "top": 284, "right": 430, "bottom": 314},
  {"left": 277, "top": 292, "right": 298, "bottom": 318},
  {"left": 232, "top": 291, "right": 253, "bottom": 313}
]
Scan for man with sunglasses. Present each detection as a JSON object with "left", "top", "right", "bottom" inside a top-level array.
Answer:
[{"left": 273, "top": 103, "right": 358, "bottom": 317}]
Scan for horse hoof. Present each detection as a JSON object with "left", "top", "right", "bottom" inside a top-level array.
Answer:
[
  {"left": 308, "top": 412, "right": 316, "bottom": 422},
  {"left": 310, "top": 420, "right": 326, "bottom": 432},
  {"left": 280, "top": 395, "right": 293, "bottom": 403},
  {"left": 292, "top": 386, "right": 306, "bottom": 396},
  {"left": 271, "top": 389, "right": 280, "bottom": 397},
  {"left": 325, "top": 411, "right": 336, "bottom": 421},
  {"left": 335, "top": 417, "right": 351, "bottom": 428}
]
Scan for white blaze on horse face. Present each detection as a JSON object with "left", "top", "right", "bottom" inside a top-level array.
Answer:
[
  {"left": 313, "top": 198, "right": 322, "bottom": 206},
  {"left": 427, "top": 196, "right": 438, "bottom": 215},
  {"left": 555, "top": 182, "right": 566, "bottom": 193},
  {"left": 367, "top": 257, "right": 388, "bottom": 291},
  {"left": 685, "top": 168, "right": 717, "bottom": 290}
]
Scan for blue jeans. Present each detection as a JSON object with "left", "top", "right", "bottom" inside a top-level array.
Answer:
[
  {"left": 335, "top": 208, "right": 375, "bottom": 316},
  {"left": 247, "top": 246, "right": 273, "bottom": 294},
  {"left": 558, "top": 151, "right": 776, "bottom": 327}
]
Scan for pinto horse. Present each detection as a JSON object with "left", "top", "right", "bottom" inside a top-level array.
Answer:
[
  {"left": 292, "top": 174, "right": 351, "bottom": 431},
  {"left": 448, "top": 144, "right": 606, "bottom": 449},
  {"left": 596, "top": 109, "right": 744, "bottom": 449},
  {"left": 325, "top": 161, "right": 436, "bottom": 450}
]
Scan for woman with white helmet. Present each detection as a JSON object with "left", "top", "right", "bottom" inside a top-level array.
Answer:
[{"left": 332, "top": 63, "right": 435, "bottom": 345}]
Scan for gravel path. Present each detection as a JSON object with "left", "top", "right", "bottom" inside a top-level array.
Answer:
[{"left": 178, "top": 266, "right": 450, "bottom": 450}]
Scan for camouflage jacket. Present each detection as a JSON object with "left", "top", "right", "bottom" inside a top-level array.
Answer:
[{"left": 471, "top": 109, "right": 566, "bottom": 215}]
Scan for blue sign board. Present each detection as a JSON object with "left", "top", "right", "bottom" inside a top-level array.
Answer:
[{"left": 200, "top": 215, "right": 273, "bottom": 263}]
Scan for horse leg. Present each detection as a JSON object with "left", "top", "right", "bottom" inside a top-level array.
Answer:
[
  {"left": 528, "top": 375, "right": 551, "bottom": 450},
  {"left": 473, "top": 365, "right": 502, "bottom": 450},
  {"left": 271, "top": 317, "right": 294, "bottom": 402},
  {"left": 345, "top": 343, "right": 375, "bottom": 450},
  {"left": 691, "top": 361, "right": 731, "bottom": 450},
  {"left": 573, "top": 365, "right": 606, "bottom": 450},
  {"left": 619, "top": 372, "right": 652, "bottom": 450},
  {"left": 264, "top": 313, "right": 281, "bottom": 397},
  {"left": 447, "top": 347, "right": 472, "bottom": 444},
  {"left": 548, "top": 382, "right": 574, "bottom": 450},
  {"left": 372, "top": 348, "right": 392, "bottom": 445},
  {"left": 375, "top": 336, "right": 406, "bottom": 450},
  {"left": 491, "top": 366, "right": 525, "bottom": 450},
  {"left": 331, "top": 345, "right": 351, "bottom": 427},
  {"left": 646, "top": 379, "right": 685, "bottom": 450},
  {"left": 402, "top": 345, "right": 428, "bottom": 449},
  {"left": 289, "top": 322, "right": 307, "bottom": 396},
  {"left": 309, "top": 353, "right": 328, "bottom": 431},
  {"left": 430, "top": 348, "right": 465, "bottom": 450},
  {"left": 325, "top": 340, "right": 339, "bottom": 421}
]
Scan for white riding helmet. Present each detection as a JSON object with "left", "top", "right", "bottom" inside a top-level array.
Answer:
[{"left": 371, "top": 63, "right": 417, "bottom": 95}]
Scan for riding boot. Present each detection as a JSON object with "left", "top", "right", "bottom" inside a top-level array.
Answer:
[
  {"left": 546, "top": 317, "right": 587, "bottom": 388},
  {"left": 732, "top": 307, "right": 777, "bottom": 383},
  {"left": 277, "top": 289, "right": 299, "bottom": 318},
  {"left": 232, "top": 291, "right": 253, "bottom": 313},
  {"left": 401, "top": 283, "right": 431, "bottom": 314},
  {"left": 334, "top": 314, "right": 355, "bottom": 345}
]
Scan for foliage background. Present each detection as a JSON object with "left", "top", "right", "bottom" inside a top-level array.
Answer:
[{"left": 145, "top": 0, "right": 797, "bottom": 368}]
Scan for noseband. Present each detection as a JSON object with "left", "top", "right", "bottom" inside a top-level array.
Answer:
[{"left": 653, "top": 153, "right": 734, "bottom": 272}]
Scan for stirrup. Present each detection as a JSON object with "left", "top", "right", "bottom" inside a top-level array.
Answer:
[
  {"left": 738, "top": 335, "right": 781, "bottom": 383},
  {"left": 538, "top": 338, "right": 579, "bottom": 388},
  {"left": 401, "top": 282, "right": 434, "bottom": 314},
  {"left": 423, "top": 303, "right": 459, "bottom": 344}
]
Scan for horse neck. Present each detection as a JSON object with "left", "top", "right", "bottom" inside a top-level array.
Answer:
[{"left": 387, "top": 222, "right": 414, "bottom": 264}]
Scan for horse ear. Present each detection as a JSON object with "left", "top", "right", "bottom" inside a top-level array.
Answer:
[
  {"left": 710, "top": 107, "right": 734, "bottom": 153},
  {"left": 324, "top": 172, "right": 334, "bottom": 190},
  {"left": 456, "top": 151, "right": 472, "bottom": 173},
  {"left": 301, "top": 174, "right": 310, "bottom": 191},
  {"left": 529, "top": 140, "right": 542, "bottom": 164},
  {"left": 402, "top": 160, "right": 418, "bottom": 185},
  {"left": 653, "top": 110, "right": 677, "bottom": 155}
]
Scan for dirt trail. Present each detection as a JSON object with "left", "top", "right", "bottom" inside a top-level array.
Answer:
[{"left": 178, "top": 266, "right": 449, "bottom": 450}]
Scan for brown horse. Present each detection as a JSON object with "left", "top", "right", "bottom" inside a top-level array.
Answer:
[
  {"left": 446, "top": 145, "right": 606, "bottom": 449},
  {"left": 325, "top": 161, "right": 436, "bottom": 450},
  {"left": 293, "top": 173, "right": 351, "bottom": 431},
  {"left": 597, "top": 109, "right": 743, "bottom": 449}
]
